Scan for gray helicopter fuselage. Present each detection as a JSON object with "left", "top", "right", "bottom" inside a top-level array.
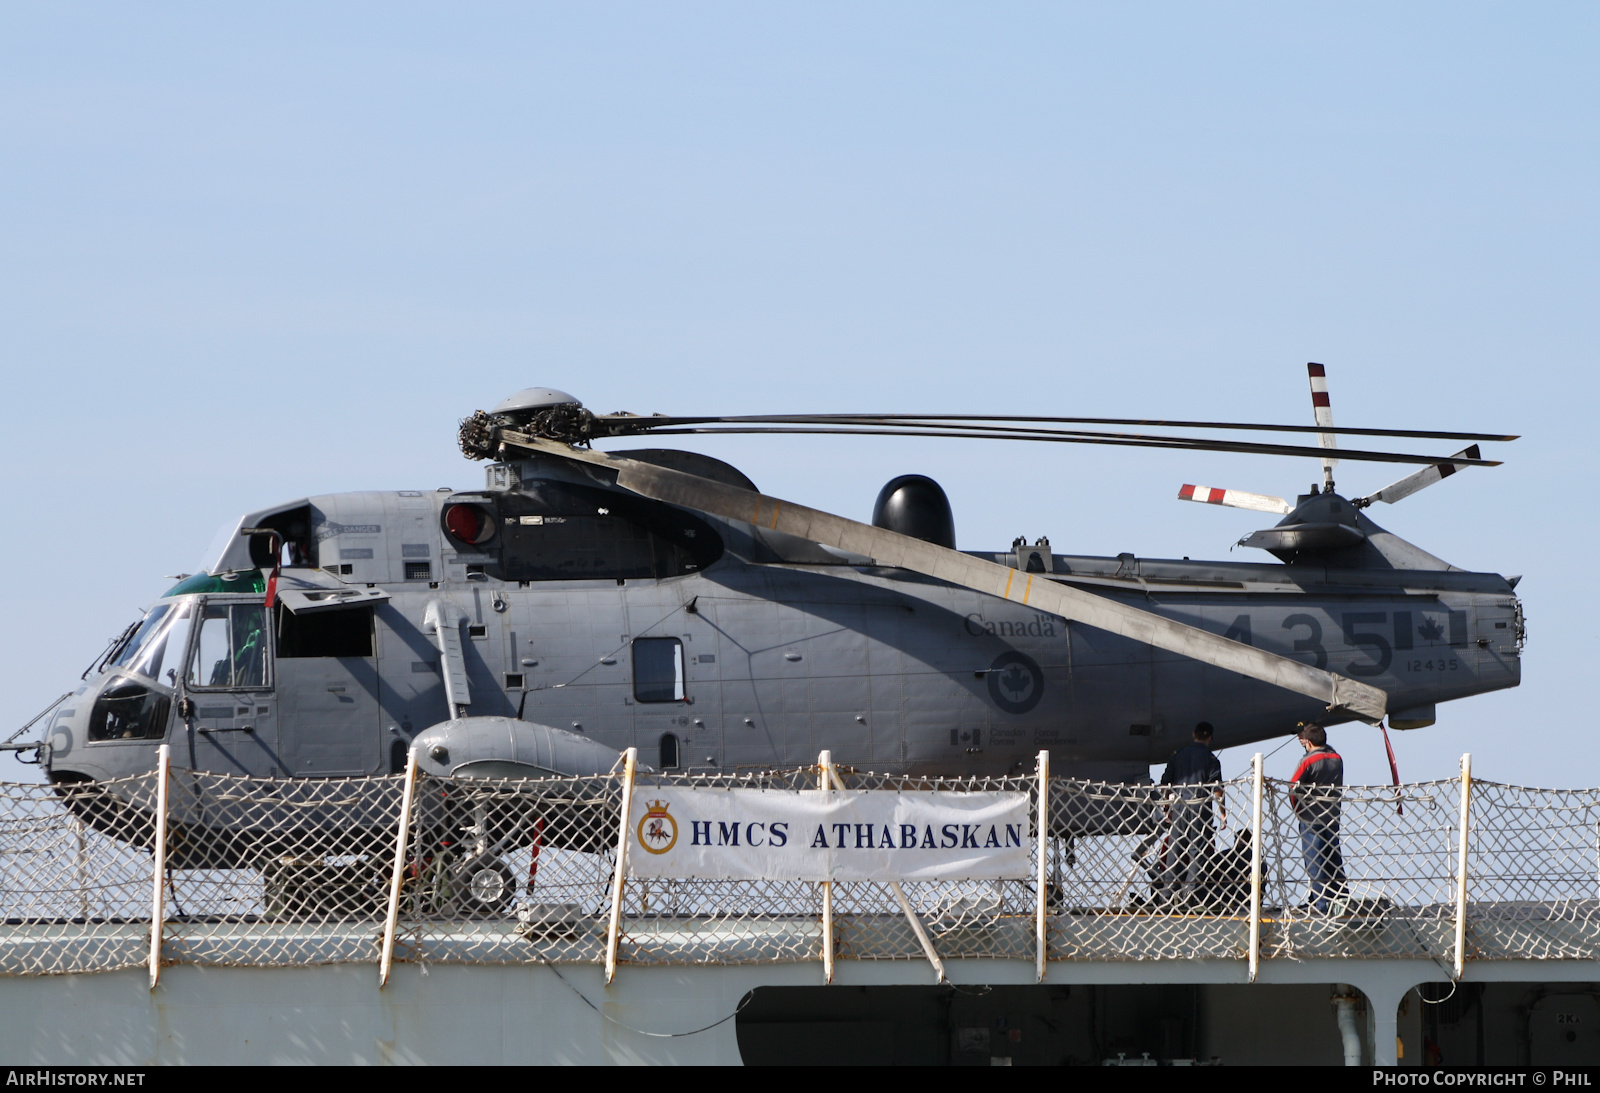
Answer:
[{"left": 41, "top": 460, "right": 1523, "bottom": 786}]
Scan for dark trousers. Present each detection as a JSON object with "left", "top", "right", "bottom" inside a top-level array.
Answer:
[
  {"left": 1298, "top": 820, "right": 1348, "bottom": 912},
  {"left": 1162, "top": 799, "right": 1214, "bottom": 902}
]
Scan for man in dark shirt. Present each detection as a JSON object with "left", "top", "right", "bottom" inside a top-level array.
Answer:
[
  {"left": 1290, "top": 724, "right": 1348, "bottom": 913},
  {"left": 1158, "top": 722, "right": 1225, "bottom": 907}
]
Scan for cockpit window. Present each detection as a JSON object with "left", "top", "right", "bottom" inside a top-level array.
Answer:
[
  {"left": 110, "top": 603, "right": 194, "bottom": 688},
  {"left": 110, "top": 605, "right": 172, "bottom": 674},
  {"left": 164, "top": 570, "right": 265, "bottom": 597},
  {"left": 150, "top": 605, "right": 193, "bottom": 688},
  {"left": 188, "top": 603, "right": 269, "bottom": 689}
]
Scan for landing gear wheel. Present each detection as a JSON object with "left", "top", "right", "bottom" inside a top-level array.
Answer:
[{"left": 452, "top": 855, "right": 516, "bottom": 915}]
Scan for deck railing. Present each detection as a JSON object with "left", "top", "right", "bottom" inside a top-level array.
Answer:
[{"left": 2, "top": 748, "right": 1595, "bottom": 983}]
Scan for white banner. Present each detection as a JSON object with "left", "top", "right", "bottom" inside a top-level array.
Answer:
[{"left": 627, "top": 788, "right": 1031, "bottom": 881}]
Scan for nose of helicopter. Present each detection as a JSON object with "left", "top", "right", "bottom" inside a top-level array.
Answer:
[{"left": 37, "top": 678, "right": 130, "bottom": 783}]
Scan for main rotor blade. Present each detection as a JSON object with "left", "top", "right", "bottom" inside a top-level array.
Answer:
[
  {"left": 501, "top": 431, "right": 1389, "bottom": 724},
  {"left": 593, "top": 412, "right": 1518, "bottom": 444},
  {"left": 623, "top": 425, "right": 1501, "bottom": 468}
]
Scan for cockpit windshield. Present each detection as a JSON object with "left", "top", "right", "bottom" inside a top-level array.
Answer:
[
  {"left": 108, "top": 606, "right": 168, "bottom": 669},
  {"left": 108, "top": 602, "right": 194, "bottom": 688}
]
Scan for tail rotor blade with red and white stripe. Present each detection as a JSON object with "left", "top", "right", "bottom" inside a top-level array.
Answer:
[
  {"left": 1355, "top": 445, "right": 1482, "bottom": 508},
  {"left": 1308, "top": 362, "right": 1338, "bottom": 488},
  {"left": 1177, "top": 484, "right": 1293, "bottom": 515}
]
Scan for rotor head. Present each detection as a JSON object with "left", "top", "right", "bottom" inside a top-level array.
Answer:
[
  {"left": 462, "top": 387, "right": 596, "bottom": 458},
  {"left": 492, "top": 387, "right": 583, "bottom": 417}
]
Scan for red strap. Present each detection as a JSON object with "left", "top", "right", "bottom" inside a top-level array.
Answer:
[
  {"left": 1380, "top": 722, "right": 1404, "bottom": 816},
  {"left": 264, "top": 532, "right": 282, "bottom": 610}
]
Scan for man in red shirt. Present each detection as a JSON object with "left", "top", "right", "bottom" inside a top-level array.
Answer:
[{"left": 1290, "top": 724, "right": 1349, "bottom": 914}]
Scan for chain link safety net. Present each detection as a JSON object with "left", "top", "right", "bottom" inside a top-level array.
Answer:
[
  {"left": 1462, "top": 783, "right": 1600, "bottom": 961},
  {"left": 0, "top": 774, "right": 162, "bottom": 974},
  {"left": 1258, "top": 777, "right": 1462, "bottom": 962},
  {"left": 1044, "top": 776, "right": 1469, "bottom": 962},
  {"left": 6, "top": 768, "right": 1600, "bottom": 974},
  {"left": 396, "top": 771, "right": 622, "bottom": 966},
  {"left": 1045, "top": 777, "right": 1248, "bottom": 960},
  {"left": 160, "top": 771, "right": 408, "bottom": 967}
]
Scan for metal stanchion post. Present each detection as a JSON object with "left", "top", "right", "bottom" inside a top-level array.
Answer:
[
  {"left": 148, "top": 744, "right": 170, "bottom": 991},
  {"left": 1248, "top": 752, "right": 1264, "bottom": 983},
  {"left": 605, "top": 747, "right": 639, "bottom": 985},
  {"left": 378, "top": 747, "right": 420, "bottom": 988},
  {"left": 1035, "top": 749, "right": 1049, "bottom": 982},
  {"left": 1454, "top": 753, "right": 1473, "bottom": 980},
  {"left": 819, "top": 750, "right": 835, "bottom": 985}
]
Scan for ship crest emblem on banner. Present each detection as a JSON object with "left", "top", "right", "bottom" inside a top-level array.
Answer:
[{"left": 637, "top": 800, "right": 679, "bottom": 855}]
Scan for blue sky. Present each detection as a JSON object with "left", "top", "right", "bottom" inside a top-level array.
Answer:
[{"left": 1, "top": 3, "right": 1593, "bottom": 786}]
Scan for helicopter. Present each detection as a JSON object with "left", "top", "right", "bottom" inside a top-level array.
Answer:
[{"left": 21, "top": 364, "right": 1521, "bottom": 902}]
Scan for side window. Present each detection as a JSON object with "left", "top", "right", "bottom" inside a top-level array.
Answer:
[
  {"left": 276, "top": 605, "right": 374, "bottom": 658},
  {"left": 88, "top": 679, "right": 171, "bottom": 742},
  {"left": 188, "top": 603, "right": 269, "bottom": 689},
  {"left": 659, "top": 732, "right": 680, "bottom": 770},
  {"left": 633, "top": 638, "right": 685, "bottom": 703}
]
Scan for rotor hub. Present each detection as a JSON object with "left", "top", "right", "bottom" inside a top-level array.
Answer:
[{"left": 461, "top": 388, "right": 599, "bottom": 459}]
